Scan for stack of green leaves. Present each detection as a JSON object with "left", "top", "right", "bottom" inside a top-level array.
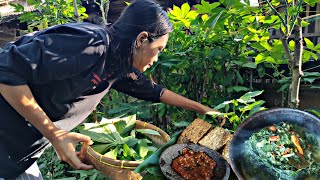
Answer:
[{"left": 79, "top": 115, "right": 161, "bottom": 161}]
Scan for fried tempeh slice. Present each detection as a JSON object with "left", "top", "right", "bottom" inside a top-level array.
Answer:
[
  {"left": 177, "top": 118, "right": 212, "bottom": 144},
  {"left": 198, "top": 126, "right": 231, "bottom": 151}
]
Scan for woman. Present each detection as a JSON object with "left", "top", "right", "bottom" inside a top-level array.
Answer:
[{"left": 0, "top": 0, "right": 222, "bottom": 179}]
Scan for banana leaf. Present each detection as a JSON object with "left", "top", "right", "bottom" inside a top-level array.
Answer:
[{"left": 134, "top": 131, "right": 182, "bottom": 179}]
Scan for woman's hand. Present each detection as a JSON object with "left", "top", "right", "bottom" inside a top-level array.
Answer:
[
  {"left": 205, "top": 111, "right": 226, "bottom": 127},
  {"left": 49, "top": 129, "right": 94, "bottom": 170}
]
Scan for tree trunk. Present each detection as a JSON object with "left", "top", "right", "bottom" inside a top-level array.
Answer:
[
  {"left": 280, "top": 31, "right": 293, "bottom": 107},
  {"left": 73, "top": 0, "right": 80, "bottom": 22},
  {"left": 100, "top": 0, "right": 110, "bottom": 25},
  {"left": 289, "top": 17, "right": 303, "bottom": 108}
]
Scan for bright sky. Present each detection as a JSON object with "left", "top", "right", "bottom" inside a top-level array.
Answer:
[{"left": 250, "top": 0, "right": 259, "bottom": 6}]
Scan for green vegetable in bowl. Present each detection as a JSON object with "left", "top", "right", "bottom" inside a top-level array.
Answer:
[{"left": 243, "top": 122, "right": 320, "bottom": 180}]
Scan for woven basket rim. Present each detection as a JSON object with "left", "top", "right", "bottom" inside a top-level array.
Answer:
[{"left": 80, "top": 119, "right": 170, "bottom": 168}]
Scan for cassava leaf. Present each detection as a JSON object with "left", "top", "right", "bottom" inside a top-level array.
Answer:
[
  {"left": 78, "top": 126, "right": 114, "bottom": 143},
  {"left": 123, "top": 144, "right": 131, "bottom": 158},
  {"left": 139, "top": 138, "right": 152, "bottom": 144},
  {"left": 90, "top": 144, "right": 110, "bottom": 154},
  {"left": 123, "top": 136, "right": 139, "bottom": 147},
  {"left": 137, "top": 140, "right": 149, "bottom": 159},
  {"left": 114, "top": 120, "right": 127, "bottom": 135},
  {"left": 104, "top": 147, "right": 119, "bottom": 160},
  {"left": 120, "top": 115, "right": 137, "bottom": 136},
  {"left": 136, "top": 129, "right": 161, "bottom": 136},
  {"left": 103, "top": 124, "right": 123, "bottom": 143},
  {"left": 83, "top": 121, "right": 112, "bottom": 130},
  {"left": 100, "top": 115, "right": 137, "bottom": 136},
  {"left": 239, "top": 91, "right": 264, "bottom": 101}
]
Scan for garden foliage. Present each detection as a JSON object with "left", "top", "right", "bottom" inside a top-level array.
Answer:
[{"left": 19, "top": 0, "right": 319, "bottom": 178}]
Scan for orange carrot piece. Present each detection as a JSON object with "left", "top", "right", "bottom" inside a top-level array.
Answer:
[
  {"left": 269, "top": 135, "right": 279, "bottom": 142},
  {"left": 291, "top": 135, "right": 304, "bottom": 155},
  {"left": 268, "top": 126, "right": 277, "bottom": 132}
]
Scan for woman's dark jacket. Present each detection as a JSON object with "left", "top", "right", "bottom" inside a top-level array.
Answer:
[{"left": 0, "top": 22, "right": 164, "bottom": 178}]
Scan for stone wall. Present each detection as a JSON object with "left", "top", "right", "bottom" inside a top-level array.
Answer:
[
  {"left": 0, "top": 22, "right": 17, "bottom": 47},
  {"left": 0, "top": 0, "right": 33, "bottom": 47}
]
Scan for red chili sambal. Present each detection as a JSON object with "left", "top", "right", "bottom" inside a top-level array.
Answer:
[{"left": 171, "top": 148, "right": 217, "bottom": 180}]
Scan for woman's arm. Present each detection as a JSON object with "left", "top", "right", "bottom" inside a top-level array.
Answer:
[
  {"left": 160, "top": 89, "right": 226, "bottom": 125},
  {"left": 112, "top": 70, "right": 225, "bottom": 124},
  {"left": 160, "top": 89, "right": 220, "bottom": 115},
  {"left": 0, "top": 83, "right": 93, "bottom": 170}
]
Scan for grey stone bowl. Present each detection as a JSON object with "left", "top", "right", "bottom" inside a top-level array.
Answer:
[{"left": 229, "top": 108, "right": 320, "bottom": 180}]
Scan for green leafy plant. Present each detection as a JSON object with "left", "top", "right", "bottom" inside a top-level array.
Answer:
[
  {"left": 11, "top": 0, "right": 88, "bottom": 32},
  {"left": 147, "top": 1, "right": 272, "bottom": 131},
  {"left": 307, "top": 109, "right": 320, "bottom": 118},
  {"left": 102, "top": 0, "right": 279, "bottom": 132},
  {"left": 244, "top": 0, "right": 320, "bottom": 108},
  {"left": 38, "top": 146, "right": 72, "bottom": 179},
  {"left": 62, "top": 169, "right": 109, "bottom": 180},
  {"left": 212, "top": 90, "right": 266, "bottom": 131},
  {"left": 79, "top": 115, "right": 160, "bottom": 161}
]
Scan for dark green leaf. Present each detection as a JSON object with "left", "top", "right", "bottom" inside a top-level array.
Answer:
[
  {"left": 123, "top": 136, "right": 139, "bottom": 147},
  {"left": 173, "top": 120, "right": 190, "bottom": 127},
  {"left": 9, "top": 3, "right": 24, "bottom": 12},
  {"left": 242, "top": 62, "right": 257, "bottom": 68},
  {"left": 235, "top": 70, "right": 244, "bottom": 84},
  {"left": 227, "top": 86, "right": 250, "bottom": 93},
  {"left": 205, "top": 10, "right": 224, "bottom": 34},
  {"left": 91, "top": 144, "right": 109, "bottom": 154},
  {"left": 277, "top": 83, "right": 290, "bottom": 92},
  {"left": 114, "top": 120, "right": 127, "bottom": 134},
  {"left": 119, "top": 115, "right": 137, "bottom": 136},
  {"left": 146, "top": 166, "right": 164, "bottom": 176},
  {"left": 107, "top": 106, "right": 131, "bottom": 114}
]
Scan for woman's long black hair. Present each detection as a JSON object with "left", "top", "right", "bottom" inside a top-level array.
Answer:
[{"left": 106, "top": 0, "right": 173, "bottom": 77}]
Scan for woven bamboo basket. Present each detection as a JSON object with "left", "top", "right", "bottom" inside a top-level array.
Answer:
[{"left": 79, "top": 119, "right": 170, "bottom": 180}]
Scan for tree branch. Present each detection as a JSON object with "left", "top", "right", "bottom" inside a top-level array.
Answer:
[
  {"left": 289, "top": 0, "right": 303, "bottom": 35},
  {"left": 266, "top": 0, "right": 288, "bottom": 34},
  {"left": 73, "top": 0, "right": 80, "bottom": 23}
]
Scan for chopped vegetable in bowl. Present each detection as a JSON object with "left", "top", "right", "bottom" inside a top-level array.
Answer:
[{"left": 243, "top": 122, "right": 320, "bottom": 180}]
